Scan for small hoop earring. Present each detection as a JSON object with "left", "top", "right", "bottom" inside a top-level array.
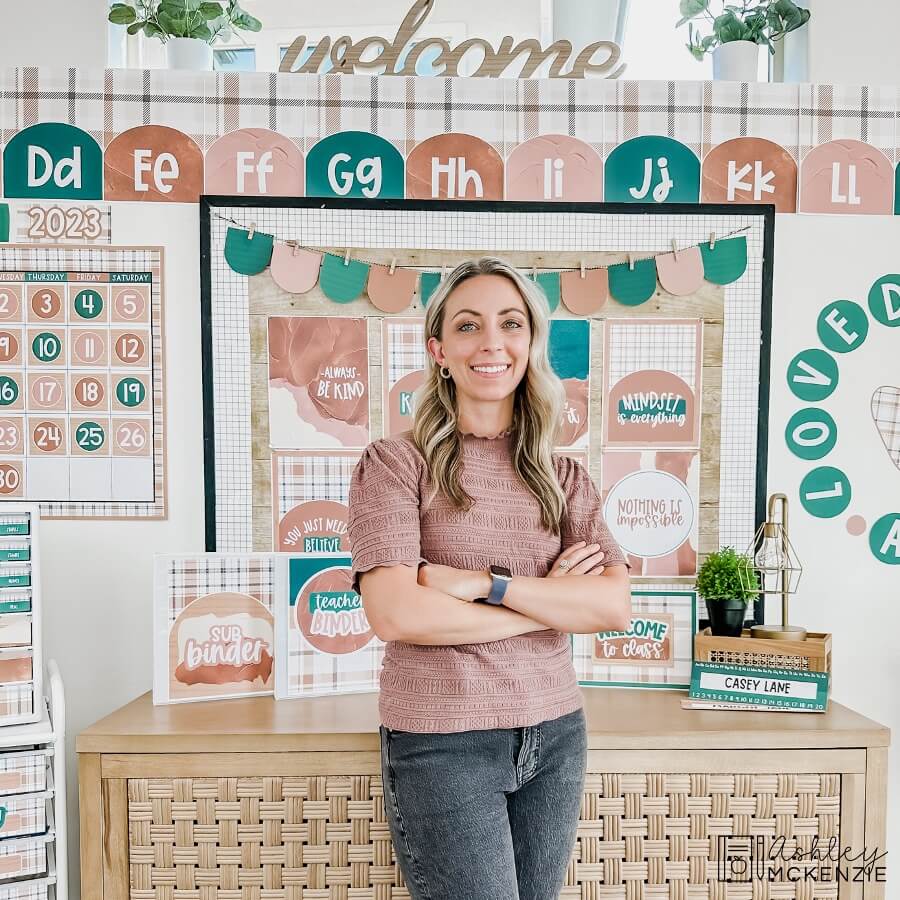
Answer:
[{"left": 439, "top": 366, "right": 451, "bottom": 380}]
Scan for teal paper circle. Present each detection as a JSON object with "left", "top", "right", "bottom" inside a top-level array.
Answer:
[
  {"left": 799, "top": 466, "right": 851, "bottom": 518},
  {"left": 785, "top": 408, "right": 837, "bottom": 460},
  {"left": 869, "top": 513, "right": 900, "bottom": 565},
  {"left": 816, "top": 300, "right": 868, "bottom": 353},
  {"left": 867, "top": 275, "right": 900, "bottom": 328},
  {"left": 786, "top": 348, "right": 839, "bottom": 402}
]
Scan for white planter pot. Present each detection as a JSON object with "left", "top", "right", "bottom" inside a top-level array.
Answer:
[
  {"left": 166, "top": 37, "right": 213, "bottom": 71},
  {"left": 712, "top": 40, "right": 760, "bottom": 82}
]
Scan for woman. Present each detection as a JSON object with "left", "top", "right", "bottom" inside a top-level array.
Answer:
[{"left": 348, "top": 256, "right": 631, "bottom": 900}]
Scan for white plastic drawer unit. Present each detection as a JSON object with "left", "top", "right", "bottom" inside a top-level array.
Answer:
[
  {"left": 0, "top": 616, "right": 31, "bottom": 650},
  {"left": 0, "top": 651, "right": 32, "bottom": 686},
  {"left": 0, "top": 544, "right": 29, "bottom": 565},
  {"left": 0, "top": 519, "right": 29, "bottom": 538},
  {"left": 0, "top": 685, "right": 33, "bottom": 723},
  {"left": 0, "top": 876, "right": 53, "bottom": 900},
  {"left": 0, "top": 831, "right": 52, "bottom": 880},
  {"left": 0, "top": 593, "right": 30, "bottom": 616},
  {"left": 0, "top": 569, "right": 30, "bottom": 591},
  {"left": 0, "top": 791, "right": 49, "bottom": 840},
  {"left": 0, "top": 750, "right": 49, "bottom": 797}
]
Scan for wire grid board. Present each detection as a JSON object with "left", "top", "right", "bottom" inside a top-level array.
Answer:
[
  {"left": 253, "top": 262, "right": 718, "bottom": 558},
  {"left": 205, "top": 201, "right": 770, "bottom": 590},
  {"left": 0, "top": 244, "right": 165, "bottom": 519}
]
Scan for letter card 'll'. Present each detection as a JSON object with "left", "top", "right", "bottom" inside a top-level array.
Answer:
[
  {"left": 274, "top": 553, "right": 384, "bottom": 698},
  {"left": 153, "top": 554, "right": 276, "bottom": 705}
]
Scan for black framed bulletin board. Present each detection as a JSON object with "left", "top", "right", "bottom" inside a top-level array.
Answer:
[{"left": 200, "top": 197, "right": 774, "bottom": 627}]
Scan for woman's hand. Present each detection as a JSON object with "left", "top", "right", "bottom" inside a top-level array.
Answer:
[
  {"left": 547, "top": 541, "right": 605, "bottom": 577},
  {"left": 417, "top": 563, "right": 491, "bottom": 603}
]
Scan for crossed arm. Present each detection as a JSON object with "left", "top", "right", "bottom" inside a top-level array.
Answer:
[{"left": 358, "top": 542, "right": 632, "bottom": 646}]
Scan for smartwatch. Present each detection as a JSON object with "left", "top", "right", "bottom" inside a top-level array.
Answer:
[{"left": 484, "top": 564, "right": 513, "bottom": 605}]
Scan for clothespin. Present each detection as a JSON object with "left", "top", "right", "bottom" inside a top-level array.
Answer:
[
  {"left": 672, "top": 238, "right": 679, "bottom": 260},
  {"left": 389, "top": 258, "right": 397, "bottom": 275},
  {"left": 292, "top": 240, "right": 300, "bottom": 257},
  {"left": 344, "top": 248, "right": 351, "bottom": 266},
  {"left": 628, "top": 252, "right": 635, "bottom": 271},
  {"left": 247, "top": 222, "right": 256, "bottom": 239},
  {"left": 441, "top": 263, "right": 447, "bottom": 281},
  {"left": 532, "top": 264, "right": 537, "bottom": 281},
  {"left": 709, "top": 231, "right": 716, "bottom": 250},
  {"left": 580, "top": 260, "right": 586, "bottom": 279}
]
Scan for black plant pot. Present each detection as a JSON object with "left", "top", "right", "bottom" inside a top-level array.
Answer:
[{"left": 706, "top": 598, "right": 748, "bottom": 637}]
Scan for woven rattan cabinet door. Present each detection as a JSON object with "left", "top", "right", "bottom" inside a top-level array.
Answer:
[
  {"left": 119, "top": 751, "right": 399, "bottom": 900},
  {"left": 98, "top": 748, "right": 871, "bottom": 900},
  {"left": 127, "top": 773, "right": 400, "bottom": 898},
  {"left": 570, "top": 748, "right": 869, "bottom": 900}
]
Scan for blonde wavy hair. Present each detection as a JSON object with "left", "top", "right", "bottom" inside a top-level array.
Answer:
[{"left": 410, "top": 256, "right": 568, "bottom": 534}]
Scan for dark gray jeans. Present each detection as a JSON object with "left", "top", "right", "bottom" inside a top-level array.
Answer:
[{"left": 379, "top": 707, "right": 587, "bottom": 900}]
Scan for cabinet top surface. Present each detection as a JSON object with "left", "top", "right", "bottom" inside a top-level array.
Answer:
[{"left": 76, "top": 689, "right": 890, "bottom": 754}]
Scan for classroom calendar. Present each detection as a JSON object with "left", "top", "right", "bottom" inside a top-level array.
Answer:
[{"left": 0, "top": 246, "right": 165, "bottom": 518}]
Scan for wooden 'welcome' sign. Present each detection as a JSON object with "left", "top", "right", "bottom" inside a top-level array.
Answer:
[{"left": 279, "top": 0, "right": 626, "bottom": 79}]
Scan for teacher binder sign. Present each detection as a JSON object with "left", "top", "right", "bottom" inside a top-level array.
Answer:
[{"left": 274, "top": 552, "right": 384, "bottom": 698}]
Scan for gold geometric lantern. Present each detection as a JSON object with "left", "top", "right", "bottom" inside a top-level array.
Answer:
[{"left": 741, "top": 492, "right": 806, "bottom": 641}]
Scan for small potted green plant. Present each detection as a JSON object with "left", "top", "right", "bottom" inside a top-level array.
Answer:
[
  {"left": 676, "top": 0, "right": 811, "bottom": 82},
  {"left": 108, "top": 1, "right": 262, "bottom": 71},
  {"left": 696, "top": 546, "right": 759, "bottom": 637}
]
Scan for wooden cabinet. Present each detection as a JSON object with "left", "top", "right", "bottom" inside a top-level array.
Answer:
[{"left": 77, "top": 690, "right": 889, "bottom": 900}]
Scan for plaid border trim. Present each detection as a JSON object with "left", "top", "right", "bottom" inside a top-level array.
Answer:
[{"left": 1, "top": 70, "right": 898, "bottom": 202}]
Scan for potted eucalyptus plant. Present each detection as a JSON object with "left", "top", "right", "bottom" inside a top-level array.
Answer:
[
  {"left": 677, "top": 0, "right": 811, "bottom": 82},
  {"left": 108, "top": 0, "right": 263, "bottom": 71},
  {"left": 696, "top": 546, "right": 759, "bottom": 637}
]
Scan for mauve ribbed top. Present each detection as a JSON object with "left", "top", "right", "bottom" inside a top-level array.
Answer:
[{"left": 348, "top": 430, "right": 628, "bottom": 733}]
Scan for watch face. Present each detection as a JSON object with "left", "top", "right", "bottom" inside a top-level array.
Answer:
[{"left": 490, "top": 564, "right": 512, "bottom": 579}]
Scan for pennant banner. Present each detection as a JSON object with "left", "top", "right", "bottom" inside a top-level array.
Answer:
[
  {"left": 270, "top": 244, "right": 322, "bottom": 294},
  {"left": 223, "top": 225, "right": 749, "bottom": 314},
  {"left": 608, "top": 258, "right": 658, "bottom": 307},
  {"left": 319, "top": 253, "right": 370, "bottom": 303},
  {"left": 224, "top": 226, "right": 274, "bottom": 276}
]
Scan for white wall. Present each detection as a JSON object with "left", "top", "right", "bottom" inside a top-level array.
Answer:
[
  {"left": 804, "top": 0, "right": 900, "bottom": 86},
  {"left": 1, "top": 0, "right": 108, "bottom": 68},
  {"left": 769, "top": 214, "right": 899, "bottom": 872},
  {"left": 39, "top": 203, "right": 205, "bottom": 894},
  {"left": 217, "top": 0, "right": 544, "bottom": 74}
]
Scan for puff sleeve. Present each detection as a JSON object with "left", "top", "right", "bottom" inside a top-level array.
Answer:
[
  {"left": 348, "top": 438, "right": 428, "bottom": 594},
  {"left": 557, "top": 455, "right": 631, "bottom": 572}
]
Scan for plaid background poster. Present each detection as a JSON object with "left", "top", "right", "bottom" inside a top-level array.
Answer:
[{"left": 275, "top": 552, "right": 383, "bottom": 698}]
